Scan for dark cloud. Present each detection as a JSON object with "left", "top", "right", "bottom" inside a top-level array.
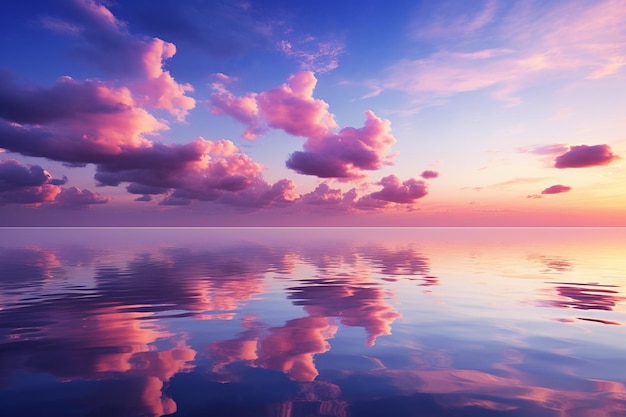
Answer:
[
  {"left": 554, "top": 144, "right": 618, "bottom": 168},
  {"left": 0, "top": 72, "right": 130, "bottom": 124},
  {"left": 0, "top": 159, "right": 64, "bottom": 205}
]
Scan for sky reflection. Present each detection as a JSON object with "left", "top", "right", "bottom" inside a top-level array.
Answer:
[{"left": 1, "top": 228, "right": 625, "bottom": 416}]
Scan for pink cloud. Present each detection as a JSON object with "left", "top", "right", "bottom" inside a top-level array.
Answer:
[
  {"left": 43, "top": 0, "right": 195, "bottom": 119},
  {"left": 0, "top": 71, "right": 298, "bottom": 208},
  {"left": 421, "top": 170, "right": 439, "bottom": 179},
  {"left": 55, "top": 186, "right": 108, "bottom": 207},
  {"left": 0, "top": 75, "right": 164, "bottom": 162},
  {"left": 517, "top": 144, "right": 570, "bottom": 155},
  {"left": 554, "top": 144, "right": 618, "bottom": 168},
  {"left": 287, "top": 110, "right": 396, "bottom": 180},
  {"left": 211, "top": 71, "right": 337, "bottom": 140},
  {"left": 133, "top": 38, "right": 196, "bottom": 120},
  {"left": 541, "top": 184, "right": 572, "bottom": 195},
  {"left": 211, "top": 72, "right": 397, "bottom": 180},
  {"left": 291, "top": 284, "right": 402, "bottom": 347},
  {"left": 300, "top": 183, "right": 356, "bottom": 206},
  {"left": 368, "top": 175, "right": 428, "bottom": 204},
  {"left": 0, "top": 159, "right": 64, "bottom": 205}
]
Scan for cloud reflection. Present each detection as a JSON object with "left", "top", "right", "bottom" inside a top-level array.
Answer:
[
  {"left": 543, "top": 282, "right": 624, "bottom": 311},
  {"left": 2, "top": 229, "right": 626, "bottom": 416}
]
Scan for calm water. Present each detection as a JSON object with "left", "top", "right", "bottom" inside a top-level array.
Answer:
[{"left": 0, "top": 228, "right": 625, "bottom": 417}]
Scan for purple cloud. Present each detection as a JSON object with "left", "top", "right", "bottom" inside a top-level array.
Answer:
[
  {"left": 554, "top": 144, "right": 618, "bottom": 168},
  {"left": 55, "top": 186, "right": 108, "bottom": 207},
  {"left": 0, "top": 159, "right": 63, "bottom": 205},
  {"left": 42, "top": 0, "right": 195, "bottom": 119},
  {"left": 0, "top": 70, "right": 296, "bottom": 208},
  {"left": 541, "top": 184, "right": 572, "bottom": 195},
  {"left": 420, "top": 170, "right": 439, "bottom": 179},
  {"left": 368, "top": 175, "right": 428, "bottom": 204},
  {"left": 286, "top": 110, "right": 396, "bottom": 180}
]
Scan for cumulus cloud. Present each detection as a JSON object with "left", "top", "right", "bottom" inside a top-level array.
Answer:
[
  {"left": 42, "top": 0, "right": 195, "bottom": 119},
  {"left": 0, "top": 159, "right": 63, "bottom": 205},
  {"left": 368, "top": 175, "right": 428, "bottom": 204},
  {"left": 212, "top": 72, "right": 397, "bottom": 180},
  {"left": 554, "top": 144, "right": 618, "bottom": 168},
  {"left": 0, "top": 76, "right": 164, "bottom": 163},
  {"left": 287, "top": 110, "right": 396, "bottom": 180},
  {"left": 0, "top": 69, "right": 295, "bottom": 209},
  {"left": 55, "top": 186, "right": 108, "bottom": 207},
  {"left": 541, "top": 184, "right": 572, "bottom": 195},
  {"left": 211, "top": 71, "right": 337, "bottom": 140}
]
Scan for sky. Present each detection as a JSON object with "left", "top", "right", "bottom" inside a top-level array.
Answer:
[{"left": 0, "top": 0, "right": 625, "bottom": 226}]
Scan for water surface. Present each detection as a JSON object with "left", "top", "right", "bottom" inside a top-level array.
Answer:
[{"left": 1, "top": 228, "right": 625, "bottom": 416}]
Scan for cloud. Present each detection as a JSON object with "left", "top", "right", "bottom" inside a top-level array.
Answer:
[
  {"left": 55, "top": 186, "right": 108, "bottom": 207},
  {"left": 412, "top": 0, "right": 499, "bottom": 40},
  {"left": 212, "top": 72, "right": 397, "bottom": 180},
  {"left": 517, "top": 144, "right": 570, "bottom": 156},
  {"left": 279, "top": 37, "right": 344, "bottom": 73},
  {"left": 367, "top": 175, "right": 428, "bottom": 204},
  {"left": 299, "top": 183, "right": 356, "bottom": 207},
  {"left": 384, "top": 0, "right": 626, "bottom": 105},
  {"left": 541, "top": 184, "right": 571, "bottom": 195},
  {"left": 420, "top": 170, "right": 439, "bottom": 179},
  {"left": 211, "top": 71, "right": 337, "bottom": 140},
  {"left": 42, "top": 0, "right": 195, "bottom": 119},
  {"left": 0, "top": 159, "right": 64, "bottom": 205},
  {"left": 0, "top": 75, "right": 165, "bottom": 162},
  {"left": 286, "top": 110, "right": 396, "bottom": 180},
  {"left": 554, "top": 144, "right": 618, "bottom": 168},
  {"left": 0, "top": 70, "right": 296, "bottom": 208}
]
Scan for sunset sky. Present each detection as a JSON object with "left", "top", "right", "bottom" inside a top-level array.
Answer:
[{"left": 1, "top": 0, "right": 625, "bottom": 226}]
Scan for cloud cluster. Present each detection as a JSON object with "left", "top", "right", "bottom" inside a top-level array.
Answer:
[
  {"left": 0, "top": 1, "right": 302, "bottom": 209},
  {"left": 0, "top": 71, "right": 288, "bottom": 207},
  {"left": 0, "top": 159, "right": 108, "bottom": 207},
  {"left": 212, "top": 71, "right": 397, "bottom": 180},
  {"left": 0, "top": 0, "right": 436, "bottom": 212}
]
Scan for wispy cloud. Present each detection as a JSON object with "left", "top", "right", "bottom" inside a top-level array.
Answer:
[
  {"left": 279, "top": 37, "right": 344, "bottom": 73},
  {"left": 383, "top": 0, "right": 626, "bottom": 106}
]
